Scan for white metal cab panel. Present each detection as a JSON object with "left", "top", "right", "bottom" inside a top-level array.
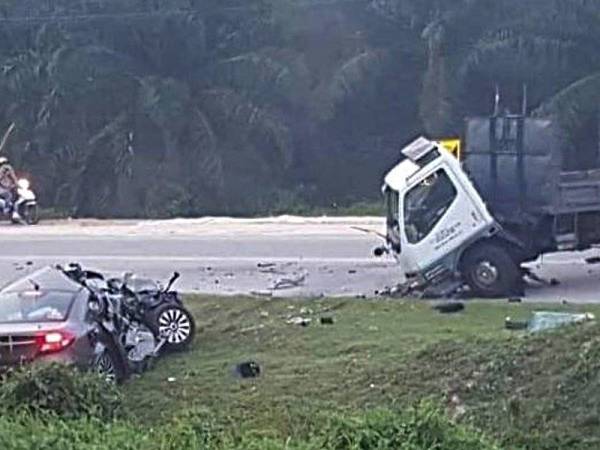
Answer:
[{"left": 384, "top": 137, "right": 495, "bottom": 276}]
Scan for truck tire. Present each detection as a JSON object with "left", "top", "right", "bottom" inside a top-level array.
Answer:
[{"left": 461, "top": 243, "right": 520, "bottom": 298}]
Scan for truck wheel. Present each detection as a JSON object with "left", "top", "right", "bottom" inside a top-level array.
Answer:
[{"left": 461, "top": 243, "right": 520, "bottom": 298}]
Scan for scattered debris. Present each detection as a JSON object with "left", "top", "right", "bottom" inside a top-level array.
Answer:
[
  {"left": 167, "top": 377, "right": 177, "bottom": 383},
  {"left": 26, "top": 261, "right": 33, "bottom": 266},
  {"left": 235, "top": 361, "right": 261, "bottom": 379},
  {"left": 508, "top": 297, "right": 522, "bottom": 303},
  {"left": 259, "top": 266, "right": 285, "bottom": 274},
  {"left": 286, "top": 316, "right": 311, "bottom": 327},
  {"left": 528, "top": 311, "right": 595, "bottom": 332},
  {"left": 504, "top": 317, "right": 528, "bottom": 330},
  {"left": 432, "top": 302, "right": 465, "bottom": 314},
  {"left": 257, "top": 262, "right": 276, "bottom": 269},
  {"left": 240, "top": 324, "right": 265, "bottom": 334},
  {"left": 259, "top": 311, "right": 269, "bottom": 318},
  {"left": 348, "top": 269, "right": 357, "bottom": 274},
  {"left": 585, "top": 256, "right": 600, "bottom": 265},
  {"left": 506, "top": 311, "right": 595, "bottom": 332},
  {"left": 523, "top": 269, "right": 561, "bottom": 287},
  {"left": 271, "top": 272, "right": 307, "bottom": 290},
  {"left": 320, "top": 316, "right": 335, "bottom": 325},
  {"left": 250, "top": 290, "right": 273, "bottom": 298}
]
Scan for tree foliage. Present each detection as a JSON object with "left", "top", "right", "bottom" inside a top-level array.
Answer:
[{"left": 0, "top": 0, "right": 597, "bottom": 216}]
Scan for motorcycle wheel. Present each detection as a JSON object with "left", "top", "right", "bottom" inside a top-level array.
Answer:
[
  {"left": 149, "top": 304, "right": 196, "bottom": 352},
  {"left": 14, "top": 203, "right": 39, "bottom": 225}
]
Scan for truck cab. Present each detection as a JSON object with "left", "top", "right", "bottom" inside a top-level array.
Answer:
[
  {"left": 382, "top": 113, "right": 600, "bottom": 297},
  {"left": 382, "top": 137, "right": 519, "bottom": 297}
]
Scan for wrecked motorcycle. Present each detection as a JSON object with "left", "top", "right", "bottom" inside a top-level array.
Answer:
[
  {"left": 60, "top": 264, "right": 195, "bottom": 376},
  {"left": 107, "top": 271, "right": 196, "bottom": 353}
]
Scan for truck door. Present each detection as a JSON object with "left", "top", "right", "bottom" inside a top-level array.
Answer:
[{"left": 400, "top": 165, "right": 476, "bottom": 272}]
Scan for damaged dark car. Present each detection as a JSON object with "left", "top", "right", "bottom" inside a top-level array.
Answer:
[{"left": 0, "top": 265, "right": 196, "bottom": 383}]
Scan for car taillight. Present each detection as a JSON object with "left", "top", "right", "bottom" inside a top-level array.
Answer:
[{"left": 36, "top": 331, "right": 75, "bottom": 354}]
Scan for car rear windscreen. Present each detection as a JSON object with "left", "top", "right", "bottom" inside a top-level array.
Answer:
[{"left": 0, "top": 290, "right": 76, "bottom": 323}]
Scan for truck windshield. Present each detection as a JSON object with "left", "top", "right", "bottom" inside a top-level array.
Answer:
[
  {"left": 385, "top": 187, "right": 401, "bottom": 251},
  {"left": 404, "top": 169, "right": 457, "bottom": 243}
]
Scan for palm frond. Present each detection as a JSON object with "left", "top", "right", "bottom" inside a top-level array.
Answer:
[
  {"left": 313, "top": 49, "right": 388, "bottom": 120},
  {"left": 534, "top": 71, "right": 600, "bottom": 129},
  {"left": 202, "top": 88, "right": 294, "bottom": 167}
]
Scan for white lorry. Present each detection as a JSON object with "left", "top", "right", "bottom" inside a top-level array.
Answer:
[{"left": 377, "top": 114, "right": 600, "bottom": 297}]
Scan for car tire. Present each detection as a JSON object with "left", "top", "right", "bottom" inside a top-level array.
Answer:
[
  {"left": 148, "top": 304, "right": 196, "bottom": 352},
  {"left": 92, "top": 334, "right": 128, "bottom": 384},
  {"left": 461, "top": 243, "right": 520, "bottom": 298}
]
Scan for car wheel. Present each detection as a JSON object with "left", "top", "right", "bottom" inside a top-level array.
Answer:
[
  {"left": 461, "top": 243, "right": 520, "bottom": 298},
  {"left": 149, "top": 304, "right": 196, "bottom": 351},
  {"left": 92, "top": 338, "right": 128, "bottom": 384}
]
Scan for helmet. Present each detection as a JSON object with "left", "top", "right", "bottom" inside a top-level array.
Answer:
[{"left": 0, "top": 157, "right": 8, "bottom": 166}]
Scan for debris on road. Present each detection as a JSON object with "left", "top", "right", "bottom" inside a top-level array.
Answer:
[
  {"left": 523, "top": 269, "right": 560, "bottom": 287},
  {"left": 257, "top": 262, "right": 276, "bottom": 269},
  {"left": 250, "top": 290, "right": 273, "bottom": 298},
  {"left": 271, "top": 271, "right": 307, "bottom": 290},
  {"left": 586, "top": 256, "right": 600, "bottom": 265},
  {"left": 508, "top": 297, "right": 522, "bottom": 303}
]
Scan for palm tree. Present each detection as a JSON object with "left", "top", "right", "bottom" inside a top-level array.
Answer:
[{"left": 372, "top": 0, "right": 600, "bottom": 136}]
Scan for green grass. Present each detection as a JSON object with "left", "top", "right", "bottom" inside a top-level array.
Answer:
[
  {"left": 3, "top": 296, "right": 600, "bottom": 449},
  {"left": 120, "top": 296, "right": 600, "bottom": 448}
]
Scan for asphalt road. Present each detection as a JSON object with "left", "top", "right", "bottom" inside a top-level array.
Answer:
[{"left": 1, "top": 217, "right": 599, "bottom": 302}]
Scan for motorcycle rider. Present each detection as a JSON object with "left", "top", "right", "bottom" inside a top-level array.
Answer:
[{"left": 0, "top": 156, "right": 21, "bottom": 221}]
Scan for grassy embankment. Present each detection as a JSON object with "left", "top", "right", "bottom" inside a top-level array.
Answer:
[{"left": 3, "top": 296, "right": 600, "bottom": 449}]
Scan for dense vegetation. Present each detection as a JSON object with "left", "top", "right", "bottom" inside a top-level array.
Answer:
[
  {"left": 0, "top": 364, "right": 498, "bottom": 450},
  {"left": 0, "top": 0, "right": 598, "bottom": 217}
]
